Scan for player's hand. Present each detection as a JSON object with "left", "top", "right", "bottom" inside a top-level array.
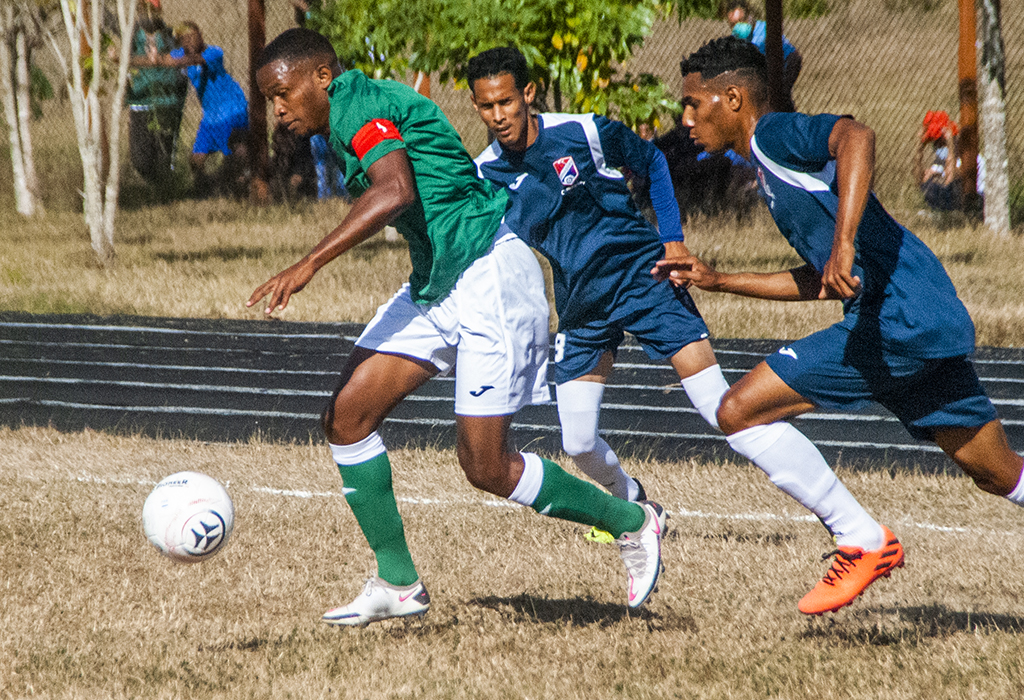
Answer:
[
  {"left": 247, "top": 258, "right": 317, "bottom": 315},
  {"left": 820, "top": 241, "right": 861, "bottom": 300},
  {"left": 652, "top": 255, "right": 719, "bottom": 290}
]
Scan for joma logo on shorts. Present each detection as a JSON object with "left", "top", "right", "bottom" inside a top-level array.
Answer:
[{"left": 470, "top": 385, "right": 495, "bottom": 397}]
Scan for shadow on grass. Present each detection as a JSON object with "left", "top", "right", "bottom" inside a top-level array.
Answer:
[
  {"left": 469, "top": 593, "right": 698, "bottom": 632},
  {"left": 153, "top": 246, "right": 270, "bottom": 263},
  {"left": 800, "top": 603, "right": 1024, "bottom": 645}
]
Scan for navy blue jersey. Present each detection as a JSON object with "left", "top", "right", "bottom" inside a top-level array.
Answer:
[
  {"left": 475, "top": 113, "right": 674, "bottom": 329},
  {"left": 750, "top": 112, "right": 975, "bottom": 359}
]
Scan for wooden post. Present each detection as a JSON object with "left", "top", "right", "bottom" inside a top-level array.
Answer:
[
  {"left": 413, "top": 71, "right": 431, "bottom": 98},
  {"left": 247, "top": 0, "right": 269, "bottom": 204},
  {"left": 958, "top": 0, "right": 979, "bottom": 212},
  {"left": 763, "top": 0, "right": 786, "bottom": 112}
]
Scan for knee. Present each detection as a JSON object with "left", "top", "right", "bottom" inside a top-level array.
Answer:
[
  {"left": 967, "top": 459, "right": 1023, "bottom": 496},
  {"left": 321, "top": 396, "right": 374, "bottom": 445},
  {"left": 716, "top": 390, "right": 753, "bottom": 436}
]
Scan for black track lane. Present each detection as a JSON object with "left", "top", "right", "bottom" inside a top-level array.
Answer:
[{"left": 2, "top": 312, "right": 1022, "bottom": 473}]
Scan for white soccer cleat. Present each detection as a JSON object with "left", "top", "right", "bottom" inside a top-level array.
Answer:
[
  {"left": 617, "top": 501, "right": 665, "bottom": 609},
  {"left": 321, "top": 577, "right": 431, "bottom": 627}
]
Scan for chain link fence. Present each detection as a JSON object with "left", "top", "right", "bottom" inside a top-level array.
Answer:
[{"left": 2, "top": 0, "right": 1021, "bottom": 217}]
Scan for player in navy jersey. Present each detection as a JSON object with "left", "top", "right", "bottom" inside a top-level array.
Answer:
[
  {"left": 468, "top": 47, "right": 719, "bottom": 506},
  {"left": 656, "top": 36, "right": 1024, "bottom": 615},
  {"left": 467, "top": 47, "right": 868, "bottom": 560}
]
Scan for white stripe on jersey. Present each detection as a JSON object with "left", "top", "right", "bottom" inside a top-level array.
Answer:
[
  {"left": 750, "top": 135, "right": 835, "bottom": 192},
  {"left": 474, "top": 141, "right": 502, "bottom": 178},
  {"left": 541, "top": 113, "right": 624, "bottom": 180}
]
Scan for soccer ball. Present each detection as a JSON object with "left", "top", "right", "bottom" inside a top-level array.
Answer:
[{"left": 142, "top": 471, "right": 234, "bottom": 563}]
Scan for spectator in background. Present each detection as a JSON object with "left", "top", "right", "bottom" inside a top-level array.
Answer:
[
  {"left": 165, "top": 22, "right": 250, "bottom": 195},
  {"left": 126, "top": 0, "right": 188, "bottom": 187},
  {"left": 269, "top": 122, "right": 316, "bottom": 202},
  {"left": 220, "top": 128, "right": 253, "bottom": 200},
  {"left": 725, "top": 0, "right": 802, "bottom": 112},
  {"left": 914, "top": 110, "right": 984, "bottom": 213},
  {"left": 310, "top": 134, "right": 348, "bottom": 200},
  {"left": 287, "top": 1, "right": 349, "bottom": 202}
]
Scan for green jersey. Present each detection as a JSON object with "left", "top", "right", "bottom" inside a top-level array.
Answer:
[{"left": 326, "top": 71, "right": 508, "bottom": 304}]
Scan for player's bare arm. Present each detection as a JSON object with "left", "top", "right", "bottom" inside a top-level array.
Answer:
[
  {"left": 822, "top": 117, "right": 874, "bottom": 300},
  {"left": 247, "top": 149, "right": 416, "bottom": 314},
  {"left": 661, "top": 240, "right": 691, "bottom": 259},
  {"left": 654, "top": 256, "right": 824, "bottom": 301}
]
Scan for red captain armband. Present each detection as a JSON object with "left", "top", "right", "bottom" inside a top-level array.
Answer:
[{"left": 351, "top": 119, "right": 404, "bottom": 160}]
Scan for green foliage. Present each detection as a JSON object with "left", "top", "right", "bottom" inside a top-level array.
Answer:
[
  {"left": 883, "top": 0, "right": 944, "bottom": 12},
  {"left": 785, "top": 0, "right": 830, "bottom": 19},
  {"left": 308, "top": 0, "right": 682, "bottom": 130},
  {"left": 674, "top": 0, "right": 720, "bottom": 19},
  {"left": 29, "top": 65, "right": 53, "bottom": 120}
]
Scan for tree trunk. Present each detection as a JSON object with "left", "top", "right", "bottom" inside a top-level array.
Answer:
[
  {"left": 979, "top": 0, "right": 1009, "bottom": 235},
  {"left": 15, "top": 27, "right": 42, "bottom": 215},
  {"left": 0, "top": 7, "right": 36, "bottom": 217},
  {"left": 50, "top": 0, "right": 136, "bottom": 266}
]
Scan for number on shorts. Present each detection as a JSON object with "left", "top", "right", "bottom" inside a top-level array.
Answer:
[{"left": 554, "top": 333, "right": 566, "bottom": 363}]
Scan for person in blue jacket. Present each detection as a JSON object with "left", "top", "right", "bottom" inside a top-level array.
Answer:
[
  {"left": 168, "top": 22, "right": 249, "bottom": 194},
  {"left": 725, "top": 1, "right": 802, "bottom": 112},
  {"left": 656, "top": 36, "right": 1024, "bottom": 616}
]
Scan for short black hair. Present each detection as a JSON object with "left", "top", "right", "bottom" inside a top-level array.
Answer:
[
  {"left": 258, "top": 28, "right": 338, "bottom": 71},
  {"left": 723, "top": 0, "right": 752, "bottom": 17},
  {"left": 466, "top": 47, "right": 530, "bottom": 92},
  {"left": 680, "top": 36, "right": 769, "bottom": 104}
]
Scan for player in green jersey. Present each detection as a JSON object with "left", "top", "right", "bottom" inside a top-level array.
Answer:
[{"left": 247, "top": 28, "right": 666, "bottom": 626}]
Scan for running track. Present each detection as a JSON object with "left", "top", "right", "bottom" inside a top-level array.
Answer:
[{"left": 3, "top": 312, "right": 1024, "bottom": 473}]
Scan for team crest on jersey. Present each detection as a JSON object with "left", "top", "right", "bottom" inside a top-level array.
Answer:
[
  {"left": 756, "top": 166, "right": 775, "bottom": 209},
  {"left": 553, "top": 156, "right": 579, "bottom": 187}
]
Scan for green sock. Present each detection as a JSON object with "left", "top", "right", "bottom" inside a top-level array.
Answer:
[
  {"left": 337, "top": 452, "right": 418, "bottom": 586},
  {"left": 532, "top": 458, "right": 645, "bottom": 538}
]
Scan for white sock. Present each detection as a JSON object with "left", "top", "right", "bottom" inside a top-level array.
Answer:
[
  {"left": 556, "top": 380, "right": 638, "bottom": 500},
  {"left": 727, "top": 423, "right": 885, "bottom": 550},
  {"left": 329, "top": 432, "right": 387, "bottom": 465},
  {"left": 509, "top": 452, "right": 544, "bottom": 506},
  {"left": 680, "top": 364, "right": 730, "bottom": 430},
  {"left": 1006, "top": 463, "right": 1024, "bottom": 506}
]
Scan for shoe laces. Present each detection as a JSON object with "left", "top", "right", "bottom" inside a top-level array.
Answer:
[{"left": 819, "top": 548, "right": 863, "bottom": 586}]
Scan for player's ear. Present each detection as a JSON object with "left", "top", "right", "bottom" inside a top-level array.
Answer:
[
  {"left": 724, "top": 84, "right": 744, "bottom": 113},
  {"left": 523, "top": 81, "right": 536, "bottom": 107},
  {"left": 314, "top": 63, "right": 334, "bottom": 88}
]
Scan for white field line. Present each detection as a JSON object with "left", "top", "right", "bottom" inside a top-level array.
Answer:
[
  {"left": 9, "top": 350, "right": 1024, "bottom": 386},
  {"left": 51, "top": 472, "right": 1013, "bottom": 539}
]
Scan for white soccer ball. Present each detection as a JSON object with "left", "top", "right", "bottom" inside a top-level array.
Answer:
[{"left": 142, "top": 471, "right": 234, "bottom": 563}]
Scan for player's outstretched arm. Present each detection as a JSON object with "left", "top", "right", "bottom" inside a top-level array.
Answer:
[
  {"left": 653, "top": 257, "right": 825, "bottom": 301},
  {"left": 247, "top": 149, "right": 416, "bottom": 315},
  {"left": 822, "top": 117, "right": 873, "bottom": 300}
]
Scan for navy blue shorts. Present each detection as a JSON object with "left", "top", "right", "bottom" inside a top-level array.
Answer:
[
  {"left": 553, "top": 283, "right": 709, "bottom": 384},
  {"left": 765, "top": 324, "right": 997, "bottom": 441}
]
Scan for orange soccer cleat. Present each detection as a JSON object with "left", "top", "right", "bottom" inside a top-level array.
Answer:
[{"left": 798, "top": 526, "right": 904, "bottom": 616}]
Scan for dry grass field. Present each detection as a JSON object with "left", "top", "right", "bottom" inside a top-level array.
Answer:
[
  {"left": 1, "top": 426, "right": 1023, "bottom": 699},
  {"left": 3, "top": 4, "right": 1024, "bottom": 696}
]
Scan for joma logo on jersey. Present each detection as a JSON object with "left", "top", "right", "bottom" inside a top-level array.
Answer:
[{"left": 553, "top": 156, "right": 579, "bottom": 186}]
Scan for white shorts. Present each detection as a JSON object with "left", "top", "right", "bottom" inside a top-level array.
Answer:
[{"left": 355, "top": 231, "right": 551, "bottom": 416}]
